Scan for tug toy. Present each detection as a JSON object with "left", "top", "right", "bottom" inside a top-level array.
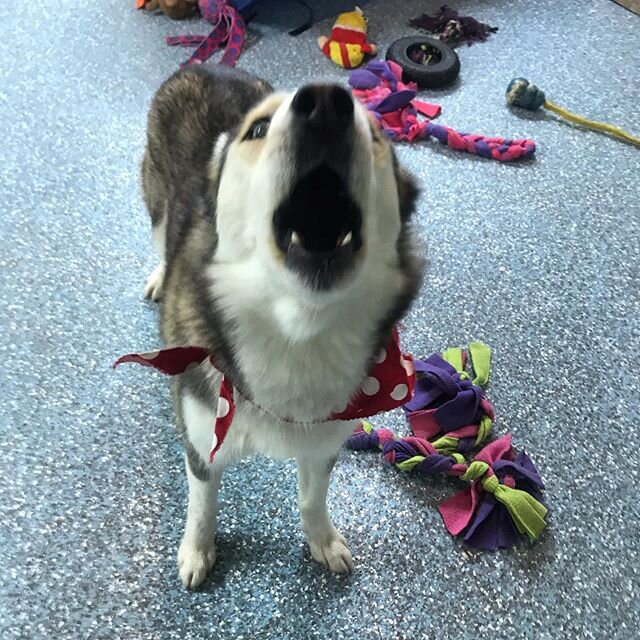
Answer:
[
  {"left": 317, "top": 7, "right": 377, "bottom": 69},
  {"left": 506, "top": 77, "right": 640, "bottom": 147},
  {"left": 165, "top": 0, "right": 246, "bottom": 67},
  {"left": 409, "top": 5, "right": 498, "bottom": 47},
  {"left": 347, "top": 342, "right": 548, "bottom": 550},
  {"left": 350, "top": 59, "right": 536, "bottom": 161}
]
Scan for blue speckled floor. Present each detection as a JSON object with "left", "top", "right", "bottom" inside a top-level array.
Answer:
[{"left": 1, "top": 1, "right": 639, "bottom": 638}]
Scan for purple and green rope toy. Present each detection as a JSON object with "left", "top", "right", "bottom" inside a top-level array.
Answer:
[
  {"left": 349, "top": 60, "right": 536, "bottom": 161},
  {"left": 347, "top": 342, "right": 548, "bottom": 550}
]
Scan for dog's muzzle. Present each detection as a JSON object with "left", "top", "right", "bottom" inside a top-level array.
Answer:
[{"left": 273, "top": 84, "right": 363, "bottom": 290}]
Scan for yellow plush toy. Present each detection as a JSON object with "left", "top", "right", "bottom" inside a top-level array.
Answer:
[{"left": 317, "top": 7, "right": 377, "bottom": 69}]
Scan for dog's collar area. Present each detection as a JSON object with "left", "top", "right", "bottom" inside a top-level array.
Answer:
[{"left": 114, "top": 329, "right": 415, "bottom": 463}]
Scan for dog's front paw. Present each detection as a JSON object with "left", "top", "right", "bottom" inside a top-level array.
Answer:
[
  {"left": 144, "top": 263, "right": 165, "bottom": 302},
  {"left": 178, "top": 539, "right": 216, "bottom": 589},
  {"left": 307, "top": 529, "right": 353, "bottom": 574}
]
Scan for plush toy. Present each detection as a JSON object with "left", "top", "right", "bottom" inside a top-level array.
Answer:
[
  {"left": 136, "top": 0, "right": 196, "bottom": 20},
  {"left": 317, "top": 7, "right": 376, "bottom": 69}
]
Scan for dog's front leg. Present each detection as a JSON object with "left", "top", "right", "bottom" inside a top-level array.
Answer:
[
  {"left": 296, "top": 455, "right": 353, "bottom": 573},
  {"left": 178, "top": 457, "right": 223, "bottom": 589}
]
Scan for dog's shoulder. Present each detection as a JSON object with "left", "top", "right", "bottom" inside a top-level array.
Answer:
[{"left": 145, "top": 66, "right": 272, "bottom": 176}]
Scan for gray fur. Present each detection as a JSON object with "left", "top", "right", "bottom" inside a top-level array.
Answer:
[{"left": 140, "top": 66, "right": 423, "bottom": 469}]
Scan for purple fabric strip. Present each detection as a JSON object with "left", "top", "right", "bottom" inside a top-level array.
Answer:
[
  {"left": 383, "top": 439, "right": 419, "bottom": 463},
  {"left": 434, "top": 385, "right": 482, "bottom": 431},
  {"left": 463, "top": 494, "right": 519, "bottom": 550},
  {"left": 346, "top": 430, "right": 379, "bottom": 451},
  {"left": 416, "top": 454, "right": 454, "bottom": 474},
  {"left": 456, "top": 436, "right": 476, "bottom": 455},
  {"left": 374, "top": 89, "right": 416, "bottom": 114},
  {"left": 366, "top": 59, "right": 398, "bottom": 88},
  {"left": 493, "top": 456, "right": 545, "bottom": 490},
  {"left": 404, "top": 356, "right": 460, "bottom": 412}
]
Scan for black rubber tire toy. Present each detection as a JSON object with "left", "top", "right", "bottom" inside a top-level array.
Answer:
[{"left": 386, "top": 36, "right": 460, "bottom": 88}]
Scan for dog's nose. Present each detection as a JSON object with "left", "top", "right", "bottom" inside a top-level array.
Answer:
[{"left": 291, "top": 84, "right": 353, "bottom": 133}]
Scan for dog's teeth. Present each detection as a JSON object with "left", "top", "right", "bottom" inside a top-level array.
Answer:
[
  {"left": 340, "top": 231, "right": 352, "bottom": 247},
  {"left": 290, "top": 231, "right": 301, "bottom": 246}
]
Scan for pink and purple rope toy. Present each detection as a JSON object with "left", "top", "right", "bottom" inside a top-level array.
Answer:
[
  {"left": 346, "top": 342, "right": 548, "bottom": 550},
  {"left": 349, "top": 59, "right": 536, "bottom": 162},
  {"left": 166, "top": 0, "right": 246, "bottom": 67}
]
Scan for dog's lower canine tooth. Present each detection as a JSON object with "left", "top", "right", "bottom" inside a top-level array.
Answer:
[
  {"left": 340, "top": 231, "right": 352, "bottom": 247},
  {"left": 291, "top": 231, "right": 301, "bottom": 246}
]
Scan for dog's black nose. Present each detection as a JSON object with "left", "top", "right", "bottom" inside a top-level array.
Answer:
[{"left": 291, "top": 84, "right": 353, "bottom": 133}]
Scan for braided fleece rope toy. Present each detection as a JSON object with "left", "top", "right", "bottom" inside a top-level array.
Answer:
[
  {"left": 347, "top": 343, "right": 548, "bottom": 550},
  {"left": 166, "top": 0, "right": 246, "bottom": 67},
  {"left": 349, "top": 59, "right": 536, "bottom": 161},
  {"left": 506, "top": 77, "right": 640, "bottom": 148}
]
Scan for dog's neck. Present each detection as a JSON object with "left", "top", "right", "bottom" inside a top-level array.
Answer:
[{"left": 208, "top": 255, "right": 406, "bottom": 421}]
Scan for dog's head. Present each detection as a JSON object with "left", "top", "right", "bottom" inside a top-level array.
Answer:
[{"left": 211, "top": 83, "right": 417, "bottom": 295}]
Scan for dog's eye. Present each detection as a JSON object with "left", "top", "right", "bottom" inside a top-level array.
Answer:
[{"left": 245, "top": 118, "right": 270, "bottom": 141}]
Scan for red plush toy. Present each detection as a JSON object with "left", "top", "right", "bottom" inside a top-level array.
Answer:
[{"left": 317, "top": 7, "right": 376, "bottom": 69}]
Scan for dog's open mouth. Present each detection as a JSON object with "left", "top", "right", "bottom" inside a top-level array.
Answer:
[{"left": 273, "top": 165, "right": 363, "bottom": 290}]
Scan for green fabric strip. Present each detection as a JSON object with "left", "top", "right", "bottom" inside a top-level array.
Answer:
[
  {"left": 396, "top": 456, "right": 425, "bottom": 472},
  {"left": 361, "top": 420, "right": 374, "bottom": 434},
  {"left": 461, "top": 460, "right": 489, "bottom": 482},
  {"left": 475, "top": 415, "right": 493, "bottom": 445},
  {"left": 442, "top": 347, "right": 465, "bottom": 373},
  {"left": 469, "top": 341, "right": 491, "bottom": 386},
  {"left": 482, "top": 475, "right": 548, "bottom": 540},
  {"left": 432, "top": 436, "right": 459, "bottom": 454}
]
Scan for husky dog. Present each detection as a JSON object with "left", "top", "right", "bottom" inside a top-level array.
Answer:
[{"left": 140, "top": 65, "right": 423, "bottom": 589}]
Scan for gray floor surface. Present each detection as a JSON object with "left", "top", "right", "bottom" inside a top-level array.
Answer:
[{"left": 1, "top": 1, "right": 639, "bottom": 639}]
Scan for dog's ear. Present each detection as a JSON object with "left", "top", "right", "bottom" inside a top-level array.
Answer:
[{"left": 394, "top": 162, "right": 419, "bottom": 222}]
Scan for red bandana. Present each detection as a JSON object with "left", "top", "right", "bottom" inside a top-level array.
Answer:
[{"left": 114, "top": 329, "right": 415, "bottom": 462}]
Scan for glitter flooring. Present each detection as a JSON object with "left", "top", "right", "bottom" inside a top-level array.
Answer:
[{"left": 1, "top": 1, "right": 639, "bottom": 639}]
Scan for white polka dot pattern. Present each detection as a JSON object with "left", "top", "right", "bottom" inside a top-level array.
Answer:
[
  {"left": 390, "top": 383, "right": 409, "bottom": 401},
  {"left": 217, "top": 396, "right": 230, "bottom": 418},
  {"left": 362, "top": 377, "right": 380, "bottom": 396}
]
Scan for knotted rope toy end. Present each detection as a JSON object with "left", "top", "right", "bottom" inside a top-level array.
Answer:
[
  {"left": 505, "top": 77, "right": 546, "bottom": 111},
  {"left": 347, "top": 342, "right": 549, "bottom": 550},
  {"left": 506, "top": 77, "right": 640, "bottom": 147}
]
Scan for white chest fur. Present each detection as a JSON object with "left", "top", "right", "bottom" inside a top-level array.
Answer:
[{"left": 209, "top": 253, "right": 405, "bottom": 421}]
